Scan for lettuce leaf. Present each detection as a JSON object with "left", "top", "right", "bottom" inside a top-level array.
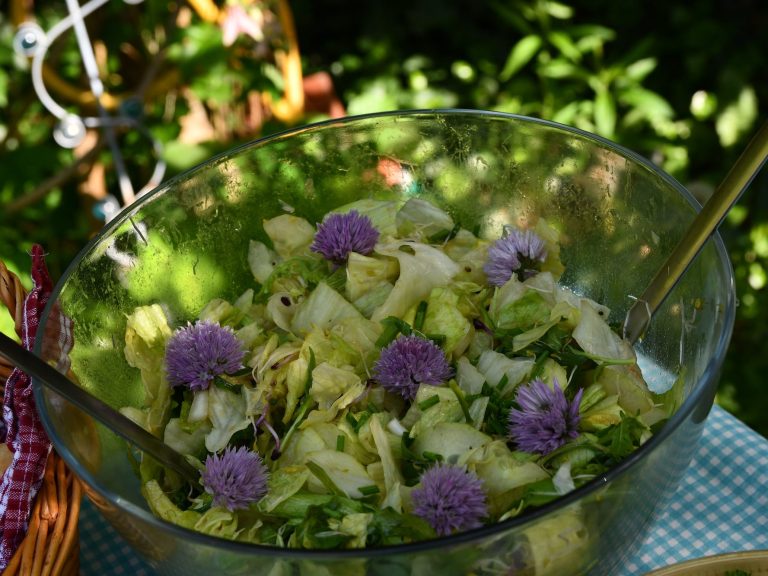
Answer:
[
  {"left": 291, "top": 282, "right": 366, "bottom": 335},
  {"left": 263, "top": 214, "right": 316, "bottom": 259},
  {"left": 371, "top": 242, "right": 460, "bottom": 323},
  {"left": 395, "top": 198, "right": 455, "bottom": 240},
  {"left": 205, "top": 384, "right": 250, "bottom": 452}
]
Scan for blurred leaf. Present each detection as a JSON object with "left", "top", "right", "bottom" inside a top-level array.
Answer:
[
  {"left": 594, "top": 86, "right": 616, "bottom": 137},
  {"left": 548, "top": 31, "right": 582, "bottom": 62},
  {"left": 0, "top": 70, "right": 8, "bottom": 107},
  {"left": 544, "top": 1, "right": 574, "bottom": 19},
  {"left": 500, "top": 35, "right": 543, "bottom": 81},
  {"left": 689, "top": 90, "right": 718, "bottom": 120},
  {"left": 620, "top": 87, "right": 675, "bottom": 120},
  {"left": 623, "top": 57, "right": 657, "bottom": 82},
  {"left": 537, "top": 58, "right": 580, "bottom": 79},
  {"left": 715, "top": 86, "right": 758, "bottom": 147},
  {"left": 346, "top": 77, "right": 401, "bottom": 115}
]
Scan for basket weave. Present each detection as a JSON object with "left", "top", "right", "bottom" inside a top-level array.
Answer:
[{"left": 0, "top": 259, "right": 82, "bottom": 576}]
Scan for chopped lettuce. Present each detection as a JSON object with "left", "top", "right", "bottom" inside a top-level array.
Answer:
[
  {"left": 371, "top": 242, "right": 460, "bottom": 322},
  {"left": 263, "top": 215, "right": 316, "bottom": 259},
  {"left": 345, "top": 252, "right": 399, "bottom": 303},
  {"left": 205, "top": 384, "right": 250, "bottom": 453},
  {"left": 291, "top": 282, "right": 366, "bottom": 335},
  {"left": 395, "top": 197, "right": 455, "bottom": 240}
]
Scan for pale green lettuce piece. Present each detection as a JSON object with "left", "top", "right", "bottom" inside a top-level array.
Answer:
[
  {"left": 511, "top": 319, "right": 559, "bottom": 352},
  {"left": 278, "top": 427, "right": 326, "bottom": 467},
  {"left": 236, "top": 321, "right": 264, "bottom": 349},
  {"left": 444, "top": 230, "right": 491, "bottom": 284},
  {"left": 194, "top": 507, "right": 240, "bottom": 540},
  {"left": 345, "top": 252, "right": 399, "bottom": 302},
  {"left": 334, "top": 198, "right": 400, "bottom": 238},
  {"left": 291, "top": 282, "right": 366, "bottom": 335},
  {"left": 259, "top": 465, "right": 310, "bottom": 512},
  {"left": 304, "top": 422, "right": 377, "bottom": 465},
  {"left": 283, "top": 354, "right": 308, "bottom": 423},
  {"left": 456, "top": 356, "right": 485, "bottom": 395},
  {"left": 200, "top": 289, "right": 253, "bottom": 327},
  {"left": 262, "top": 214, "right": 315, "bottom": 259},
  {"left": 249, "top": 240, "right": 280, "bottom": 284},
  {"left": 163, "top": 417, "right": 211, "bottom": 458},
  {"left": 494, "top": 289, "right": 552, "bottom": 332},
  {"left": 369, "top": 415, "right": 404, "bottom": 503},
  {"left": 205, "top": 384, "right": 250, "bottom": 453},
  {"left": 524, "top": 509, "right": 588, "bottom": 575},
  {"left": 188, "top": 388, "right": 209, "bottom": 422},
  {"left": 534, "top": 218, "right": 566, "bottom": 280},
  {"left": 327, "top": 513, "right": 374, "bottom": 549},
  {"left": 537, "top": 359, "right": 569, "bottom": 390},
  {"left": 305, "top": 450, "right": 374, "bottom": 498},
  {"left": 143, "top": 480, "right": 201, "bottom": 529},
  {"left": 572, "top": 301, "right": 634, "bottom": 362},
  {"left": 395, "top": 197, "right": 455, "bottom": 240},
  {"left": 579, "top": 395, "right": 623, "bottom": 431},
  {"left": 552, "top": 461, "right": 575, "bottom": 495},
  {"left": 466, "top": 440, "right": 549, "bottom": 516},
  {"left": 124, "top": 304, "right": 173, "bottom": 436},
  {"left": 476, "top": 350, "right": 534, "bottom": 393},
  {"left": 405, "top": 385, "right": 463, "bottom": 437},
  {"left": 421, "top": 287, "right": 472, "bottom": 357},
  {"left": 352, "top": 282, "right": 394, "bottom": 318},
  {"left": 412, "top": 422, "right": 492, "bottom": 464},
  {"left": 266, "top": 291, "right": 298, "bottom": 332},
  {"left": 310, "top": 363, "right": 363, "bottom": 410},
  {"left": 371, "top": 242, "right": 460, "bottom": 323},
  {"left": 468, "top": 397, "right": 489, "bottom": 430},
  {"left": 594, "top": 365, "right": 655, "bottom": 416}
]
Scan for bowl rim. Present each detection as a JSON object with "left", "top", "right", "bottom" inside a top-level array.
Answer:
[{"left": 34, "top": 108, "right": 737, "bottom": 559}]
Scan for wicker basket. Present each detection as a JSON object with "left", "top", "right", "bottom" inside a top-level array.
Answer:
[{"left": 0, "top": 259, "right": 82, "bottom": 576}]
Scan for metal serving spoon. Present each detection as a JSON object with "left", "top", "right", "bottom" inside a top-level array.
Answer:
[
  {"left": 623, "top": 121, "right": 768, "bottom": 344},
  {"left": 0, "top": 331, "right": 201, "bottom": 485}
]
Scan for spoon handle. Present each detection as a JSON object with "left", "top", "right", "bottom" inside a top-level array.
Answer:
[
  {"left": 0, "top": 331, "right": 201, "bottom": 486},
  {"left": 624, "top": 121, "right": 768, "bottom": 344}
]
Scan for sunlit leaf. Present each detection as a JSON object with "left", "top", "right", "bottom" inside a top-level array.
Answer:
[
  {"left": 593, "top": 87, "right": 616, "bottom": 138},
  {"left": 548, "top": 31, "right": 582, "bottom": 62},
  {"left": 715, "top": 86, "right": 758, "bottom": 147},
  {"left": 500, "top": 35, "right": 543, "bottom": 81}
]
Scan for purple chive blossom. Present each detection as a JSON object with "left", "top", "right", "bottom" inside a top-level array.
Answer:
[
  {"left": 483, "top": 228, "right": 547, "bottom": 286},
  {"left": 373, "top": 335, "right": 453, "bottom": 401},
  {"left": 310, "top": 210, "right": 379, "bottom": 264},
  {"left": 165, "top": 320, "right": 245, "bottom": 391},
  {"left": 508, "top": 378, "right": 583, "bottom": 455},
  {"left": 411, "top": 464, "right": 488, "bottom": 536},
  {"left": 201, "top": 446, "right": 268, "bottom": 511}
]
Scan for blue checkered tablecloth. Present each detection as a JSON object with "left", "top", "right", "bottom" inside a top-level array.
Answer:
[{"left": 79, "top": 405, "right": 768, "bottom": 575}]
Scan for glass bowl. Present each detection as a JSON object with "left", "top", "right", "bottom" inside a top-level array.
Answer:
[{"left": 35, "top": 110, "right": 735, "bottom": 576}]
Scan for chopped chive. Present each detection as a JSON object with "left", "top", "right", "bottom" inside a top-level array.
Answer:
[
  {"left": 413, "top": 300, "right": 428, "bottom": 332},
  {"left": 417, "top": 395, "right": 440, "bottom": 411},
  {"left": 354, "top": 412, "right": 371, "bottom": 433},
  {"left": 375, "top": 316, "right": 412, "bottom": 347},
  {"left": 346, "top": 413, "right": 358, "bottom": 428},
  {"left": 336, "top": 435, "right": 346, "bottom": 452},
  {"left": 229, "top": 366, "right": 253, "bottom": 377},
  {"left": 213, "top": 375, "right": 241, "bottom": 393},
  {"left": 322, "top": 506, "right": 344, "bottom": 519},
  {"left": 496, "top": 373, "right": 509, "bottom": 391},
  {"left": 449, "top": 380, "right": 474, "bottom": 425},
  {"left": 306, "top": 461, "right": 346, "bottom": 497},
  {"left": 358, "top": 485, "right": 380, "bottom": 496},
  {"left": 422, "top": 451, "right": 444, "bottom": 462},
  {"left": 425, "top": 333, "right": 446, "bottom": 346}
]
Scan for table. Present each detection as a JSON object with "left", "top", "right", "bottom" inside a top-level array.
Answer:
[{"left": 78, "top": 405, "right": 768, "bottom": 575}]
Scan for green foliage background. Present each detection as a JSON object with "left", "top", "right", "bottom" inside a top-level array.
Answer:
[{"left": 1, "top": 0, "right": 766, "bottom": 434}]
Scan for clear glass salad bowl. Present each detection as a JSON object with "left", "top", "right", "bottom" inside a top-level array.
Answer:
[{"left": 35, "top": 110, "right": 735, "bottom": 576}]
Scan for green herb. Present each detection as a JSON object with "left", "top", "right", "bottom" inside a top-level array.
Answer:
[{"left": 417, "top": 395, "right": 440, "bottom": 411}]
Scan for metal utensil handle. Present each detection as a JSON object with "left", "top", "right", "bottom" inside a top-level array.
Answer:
[
  {"left": 0, "top": 332, "right": 201, "bottom": 486},
  {"left": 624, "top": 121, "right": 768, "bottom": 344}
]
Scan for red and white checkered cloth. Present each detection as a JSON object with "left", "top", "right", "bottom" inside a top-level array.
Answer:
[{"left": 0, "top": 245, "right": 73, "bottom": 569}]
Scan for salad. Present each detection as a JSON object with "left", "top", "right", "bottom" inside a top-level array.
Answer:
[{"left": 120, "top": 196, "right": 671, "bottom": 549}]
